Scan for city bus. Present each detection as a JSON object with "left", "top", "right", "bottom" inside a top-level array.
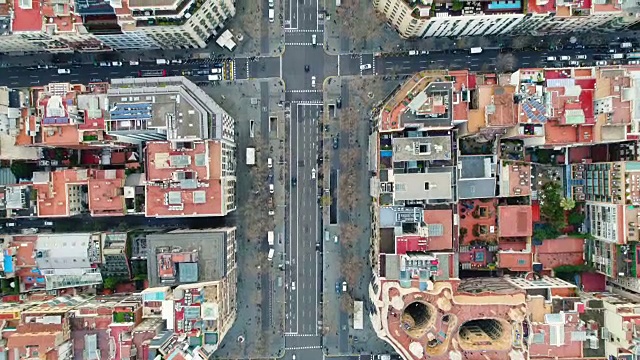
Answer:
[{"left": 138, "top": 69, "right": 167, "bottom": 77}]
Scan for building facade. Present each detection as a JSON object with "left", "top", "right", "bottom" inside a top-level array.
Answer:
[
  {"left": 0, "top": 0, "right": 235, "bottom": 54},
  {"left": 372, "top": 0, "right": 640, "bottom": 39}
]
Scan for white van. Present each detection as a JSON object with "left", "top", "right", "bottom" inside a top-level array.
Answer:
[
  {"left": 211, "top": 68, "right": 222, "bottom": 74},
  {"left": 268, "top": 248, "right": 274, "bottom": 261},
  {"left": 269, "top": 9, "right": 275, "bottom": 22}
]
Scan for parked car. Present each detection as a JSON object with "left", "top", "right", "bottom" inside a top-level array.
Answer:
[{"left": 359, "top": 63, "right": 372, "bottom": 70}]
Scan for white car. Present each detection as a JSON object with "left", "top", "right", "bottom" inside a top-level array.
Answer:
[
  {"left": 129, "top": 60, "right": 140, "bottom": 66},
  {"left": 360, "top": 63, "right": 372, "bottom": 70},
  {"left": 269, "top": 184, "right": 274, "bottom": 194},
  {"left": 268, "top": 157, "right": 273, "bottom": 168},
  {"left": 596, "top": 60, "right": 608, "bottom": 66},
  {"left": 311, "top": 76, "right": 316, "bottom": 88},
  {"left": 342, "top": 281, "right": 347, "bottom": 292},
  {"left": 291, "top": 282, "right": 296, "bottom": 291},
  {"left": 560, "top": 56, "right": 570, "bottom": 61},
  {"left": 57, "top": 69, "right": 70, "bottom": 74},
  {"left": 546, "top": 56, "right": 557, "bottom": 61},
  {"left": 576, "top": 55, "right": 587, "bottom": 60},
  {"left": 311, "top": 168, "right": 316, "bottom": 179},
  {"left": 112, "top": 61, "right": 123, "bottom": 66},
  {"left": 569, "top": 60, "right": 580, "bottom": 66}
]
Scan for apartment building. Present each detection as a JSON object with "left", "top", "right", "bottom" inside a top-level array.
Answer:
[
  {"left": 372, "top": 0, "right": 639, "bottom": 39},
  {"left": 106, "top": 77, "right": 235, "bottom": 144},
  {"left": 0, "top": 0, "right": 235, "bottom": 54}
]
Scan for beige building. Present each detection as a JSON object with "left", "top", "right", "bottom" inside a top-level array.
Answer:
[
  {"left": 372, "top": 0, "right": 640, "bottom": 39},
  {"left": 0, "top": 0, "right": 235, "bottom": 54}
]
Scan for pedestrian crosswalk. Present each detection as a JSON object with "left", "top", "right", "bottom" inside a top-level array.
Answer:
[
  {"left": 287, "top": 89, "right": 322, "bottom": 93},
  {"left": 285, "top": 346, "right": 323, "bottom": 350},
  {"left": 285, "top": 333, "right": 317, "bottom": 337},
  {"left": 285, "top": 42, "right": 323, "bottom": 46},
  {"left": 285, "top": 29, "right": 318, "bottom": 33},
  {"left": 291, "top": 100, "right": 323, "bottom": 105}
]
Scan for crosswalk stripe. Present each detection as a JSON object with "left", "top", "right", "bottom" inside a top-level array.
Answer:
[
  {"left": 285, "top": 346, "right": 322, "bottom": 350},
  {"left": 286, "top": 90, "right": 322, "bottom": 93},
  {"left": 285, "top": 42, "right": 323, "bottom": 46},
  {"left": 285, "top": 333, "right": 318, "bottom": 337},
  {"left": 285, "top": 29, "right": 319, "bottom": 33}
]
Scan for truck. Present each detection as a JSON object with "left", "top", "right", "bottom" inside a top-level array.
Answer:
[
  {"left": 353, "top": 301, "right": 364, "bottom": 330},
  {"left": 246, "top": 147, "right": 256, "bottom": 165},
  {"left": 269, "top": 9, "right": 274, "bottom": 22},
  {"left": 268, "top": 231, "right": 274, "bottom": 246},
  {"left": 267, "top": 248, "right": 274, "bottom": 261},
  {"left": 208, "top": 74, "right": 222, "bottom": 81},
  {"left": 470, "top": 47, "right": 483, "bottom": 54}
]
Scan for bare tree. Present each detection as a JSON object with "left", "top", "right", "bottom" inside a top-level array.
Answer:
[
  {"left": 336, "top": 0, "right": 388, "bottom": 48},
  {"left": 511, "top": 36, "right": 533, "bottom": 50},
  {"left": 496, "top": 53, "right": 518, "bottom": 73}
]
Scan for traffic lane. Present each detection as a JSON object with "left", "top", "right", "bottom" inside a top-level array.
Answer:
[
  {"left": 287, "top": 105, "right": 301, "bottom": 333},
  {"left": 298, "top": 106, "right": 320, "bottom": 334},
  {"left": 298, "top": 0, "right": 318, "bottom": 30},
  {"left": 249, "top": 56, "right": 281, "bottom": 79}
]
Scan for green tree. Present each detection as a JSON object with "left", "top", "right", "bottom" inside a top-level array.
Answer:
[
  {"left": 568, "top": 211, "right": 585, "bottom": 227},
  {"left": 10, "top": 161, "right": 36, "bottom": 180},
  {"left": 103, "top": 277, "right": 120, "bottom": 290}
]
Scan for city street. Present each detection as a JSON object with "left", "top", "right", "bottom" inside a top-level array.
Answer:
[{"left": 1, "top": 1, "right": 640, "bottom": 359}]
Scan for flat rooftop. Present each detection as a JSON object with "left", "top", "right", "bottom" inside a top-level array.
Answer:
[
  {"left": 392, "top": 136, "right": 452, "bottom": 162},
  {"left": 145, "top": 140, "right": 224, "bottom": 217},
  {"left": 108, "top": 77, "right": 229, "bottom": 141},
  {"left": 394, "top": 170, "right": 454, "bottom": 202}
]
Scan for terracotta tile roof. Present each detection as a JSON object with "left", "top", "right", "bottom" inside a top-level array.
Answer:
[
  {"left": 497, "top": 251, "right": 533, "bottom": 272},
  {"left": 12, "top": 0, "right": 43, "bottom": 32},
  {"left": 498, "top": 205, "right": 533, "bottom": 237}
]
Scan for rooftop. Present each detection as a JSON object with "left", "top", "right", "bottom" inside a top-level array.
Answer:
[
  {"left": 394, "top": 170, "right": 454, "bottom": 202},
  {"left": 145, "top": 140, "right": 225, "bottom": 217},
  {"left": 458, "top": 156, "right": 497, "bottom": 199},
  {"left": 146, "top": 228, "right": 234, "bottom": 286},
  {"left": 498, "top": 205, "right": 533, "bottom": 238},
  {"left": 108, "top": 77, "right": 231, "bottom": 141},
  {"left": 12, "top": 0, "right": 44, "bottom": 32},
  {"left": 88, "top": 169, "right": 127, "bottom": 216},
  {"left": 391, "top": 135, "right": 452, "bottom": 162},
  {"left": 499, "top": 161, "right": 532, "bottom": 197},
  {"left": 535, "top": 236, "right": 585, "bottom": 270}
]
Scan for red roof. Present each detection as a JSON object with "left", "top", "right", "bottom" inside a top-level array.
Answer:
[
  {"left": 497, "top": 251, "right": 533, "bottom": 271},
  {"left": 536, "top": 237, "right": 585, "bottom": 270},
  {"left": 12, "top": 0, "right": 43, "bottom": 32},
  {"left": 498, "top": 205, "right": 533, "bottom": 237}
]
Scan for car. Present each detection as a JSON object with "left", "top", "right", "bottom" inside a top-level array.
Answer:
[
  {"left": 99, "top": 61, "right": 111, "bottom": 67},
  {"left": 596, "top": 60, "right": 608, "bottom": 66},
  {"left": 291, "top": 177, "right": 297, "bottom": 187},
  {"left": 90, "top": 78, "right": 103, "bottom": 82},
  {"left": 335, "top": 282, "right": 341, "bottom": 293},
  {"left": 268, "top": 157, "right": 273, "bottom": 168},
  {"left": 57, "top": 69, "right": 71, "bottom": 74},
  {"left": 171, "top": 59, "right": 183, "bottom": 64},
  {"left": 546, "top": 56, "right": 557, "bottom": 61},
  {"left": 333, "top": 136, "right": 339, "bottom": 149},
  {"left": 334, "top": 235, "right": 338, "bottom": 243},
  {"left": 304, "top": 65, "right": 310, "bottom": 72},
  {"left": 269, "top": 184, "right": 274, "bottom": 194},
  {"left": 569, "top": 60, "right": 580, "bottom": 66},
  {"left": 311, "top": 76, "right": 316, "bottom": 88},
  {"left": 576, "top": 55, "right": 587, "bottom": 60},
  {"left": 342, "top": 281, "right": 347, "bottom": 292},
  {"left": 316, "top": 242, "right": 321, "bottom": 251},
  {"left": 44, "top": 221, "right": 53, "bottom": 226},
  {"left": 213, "top": 63, "right": 224, "bottom": 68},
  {"left": 37, "top": 64, "right": 49, "bottom": 69},
  {"left": 311, "top": 34, "right": 317, "bottom": 47},
  {"left": 360, "top": 63, "right": 372, "bottom": 70},
  {"left": 292, "top": 355, "right": 296, "bottom": 360},
  {"left": 6, "top": 222, "right": 15, "bottom": 227},
  {"left": 269, "top": 0, "right": 274, "bottom": 7},
  {"left": 291, "top": 282, "right": 296, "bottom": 291},
  {"left": 129, "top": 60, "right": 140, "bottom": 66},
  {"left": 311, "top": 168, "right": 316, "bottom": 179},
  {"left": 182, "top": 70, "right": 192, "bottom": 76},
  {"left": 112, "top": 61, "right": 123, "bottom": 66},
  {"left": 560, "top": 55, "right": 570, "bottom": 61},
  {"left": 629, "top": 60, "right": 640, "bottom": 65},
  {"left": 336, "top": 97, "right": 342, "bottom": 109}
]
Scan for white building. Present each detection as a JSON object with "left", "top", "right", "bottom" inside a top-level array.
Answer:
[{"left": 372, "top": 0, "right": 640, "bottom": 39}]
